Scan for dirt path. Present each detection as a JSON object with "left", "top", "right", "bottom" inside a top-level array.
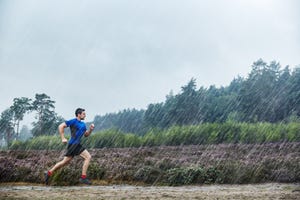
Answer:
[{"left": 0, "top": 183, "right": 299, "bottom": 200}]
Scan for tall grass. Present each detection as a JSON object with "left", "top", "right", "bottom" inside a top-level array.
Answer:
[{"left": 9, "top": 122, "right": 300, "bottom": 150}]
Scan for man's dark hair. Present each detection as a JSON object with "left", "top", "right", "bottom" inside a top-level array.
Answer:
[{"left": 75, "top": 108, "right": 85, "bottom": 116}]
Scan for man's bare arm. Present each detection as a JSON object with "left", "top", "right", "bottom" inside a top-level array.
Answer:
[
  {"left": 84, "top": 124, "right": 95, "bottom": 137},
  {"left": 58, "top": 122, "right": 68, "bottom": 143}
]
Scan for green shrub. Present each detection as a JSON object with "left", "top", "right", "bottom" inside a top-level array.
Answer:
[
  {"left": 133, "top": 166, "right": 162, "bottom": 184},
  {"left": 163, "top": 166, "right": 216, "bottom": 186},
  {"left": 286, "top": 122, "right": 300, "bottom": 141},
  {"left": 88, "top": 162, "right": 105, "bottom": 180},
  {"left": 124, "top": 133, "right": 142, "bottom": 147},
  {"left": 215, "top": 161, "right": 239, "bottom": 184},
  {"left": 164, "top": 168, "right": 186, "bottom": 186},
  {"left": 204, "top": 167, "right": 222, "bottom": 184},
  {"left": 10, "top": 140, "right": 25, "bottom": 150},
  {"left": 87, "top": 129, "right": 125, "bottom": 148},
  {"left": 142, "top": 130, "right": 165, "bottom": 146}
]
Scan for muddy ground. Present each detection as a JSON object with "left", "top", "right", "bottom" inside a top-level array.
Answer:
[{"left": 0, "top": 183, "right": 299, "bottom": 200}]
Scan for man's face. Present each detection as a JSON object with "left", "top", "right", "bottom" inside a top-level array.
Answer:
[{"left": 79, "top": 111, "right": 86, "bottom": 120}]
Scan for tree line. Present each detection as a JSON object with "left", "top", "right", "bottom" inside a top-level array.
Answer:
[
  {"left": 0, "top": 93, "right": 62, "bottom": 145},
  {"left": 1, "top": 59, "right": 300, "bottom": 143},
  {"left": 93, "top": 59, "right": 300, "bottom": 135}
]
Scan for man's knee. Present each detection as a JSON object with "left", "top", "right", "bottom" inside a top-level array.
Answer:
[
  {"left": 86, "top": 154, "right": 91, "bottom": 161},
  {"left": 81, "top": 150, "right": 91, "bottom": 161}
]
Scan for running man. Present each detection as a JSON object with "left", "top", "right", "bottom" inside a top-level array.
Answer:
[{"left": 44, "top": 108, "right": 94, "bottom": 185}]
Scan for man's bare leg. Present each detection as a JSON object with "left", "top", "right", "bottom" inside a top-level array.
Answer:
[
  {"left": 80, "top": 150, "right": 91, "bottom": 176},
  {"left": 49, "top": 156, "right": 73, "bottom": 173}
]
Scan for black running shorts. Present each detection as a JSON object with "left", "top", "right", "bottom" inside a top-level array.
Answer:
[{"left": 65, "top": 143, "right": 86, "bottom": 157}]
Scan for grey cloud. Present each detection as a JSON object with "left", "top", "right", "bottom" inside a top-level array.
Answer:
[{"left": 0, "top": 0, "right": 299, "bottom": 123}]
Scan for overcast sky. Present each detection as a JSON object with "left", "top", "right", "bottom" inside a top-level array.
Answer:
[{"left": 1, "top": 0, "right": 300, "bottom": 126}]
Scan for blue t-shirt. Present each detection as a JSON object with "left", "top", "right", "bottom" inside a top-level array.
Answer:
[{"left": 65, "top": 118, "right": 87, "bottom": 144}]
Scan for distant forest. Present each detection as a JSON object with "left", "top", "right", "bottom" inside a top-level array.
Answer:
[{"left": 93, "top": 59, "right": 300, "bottom": 135}]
